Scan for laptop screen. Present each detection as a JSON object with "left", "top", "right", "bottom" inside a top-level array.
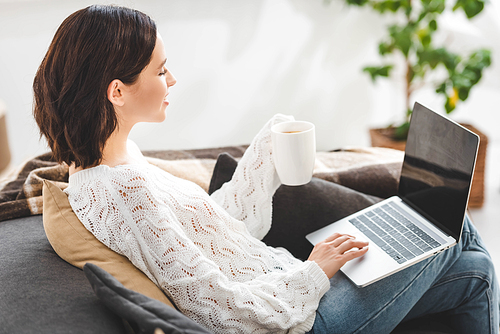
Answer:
[{"left": 398, "top": 102, "right": 479, "bottom": 240}]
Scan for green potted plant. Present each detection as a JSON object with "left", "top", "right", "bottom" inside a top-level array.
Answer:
[
  {"left": 337, "top": 0, "right": 491, "bottom": 207},
  {"left": 339, "top": 0, "right": 491, "bottom": 140}
]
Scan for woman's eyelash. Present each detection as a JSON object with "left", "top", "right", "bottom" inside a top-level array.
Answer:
[{"left": 159, "top": 68, "right": 167, "bottom": 76}]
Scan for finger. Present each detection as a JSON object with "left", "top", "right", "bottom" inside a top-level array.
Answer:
[
  {"left": 324, "top": 232, "right": 357, "bottom": 244},
  {"left": 330, "top": 235, "right": 353, "bottom": 247},
  {"left": 338, "top": 239, "right": 369, "bottom": 254},
  {"left": 323, "top": 233, "right": 343, "bottom": 243},
  {"left": 342, "top": 245, "right": 369, "bottom": 262}
]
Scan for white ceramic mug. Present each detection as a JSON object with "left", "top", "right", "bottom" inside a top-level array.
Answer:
[{"left": 271, "top": 121, "right": 316, "bottom": 186}]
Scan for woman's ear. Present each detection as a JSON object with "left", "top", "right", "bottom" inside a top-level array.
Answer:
[{"left": 107, "top": 79, "right": 125, "bottom": 107}]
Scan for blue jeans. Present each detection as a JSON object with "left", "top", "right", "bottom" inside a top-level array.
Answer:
[{"left": 307, "top": 215, "right": 499, "bottom": 334}]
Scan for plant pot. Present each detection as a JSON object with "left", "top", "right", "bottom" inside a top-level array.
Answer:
[
  {"left": 369, "top": 125, "right": 487, "bottom": 208},
  {"left": 369, "top": 127, "right": 407, "bottom": 151}
]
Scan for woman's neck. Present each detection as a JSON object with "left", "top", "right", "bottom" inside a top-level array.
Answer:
[
  {"left": 69, "top": 123, "right": 146, "bottom": 176},
  {"left": 100, "top": 129, "right": 133, "bottom": 166}
]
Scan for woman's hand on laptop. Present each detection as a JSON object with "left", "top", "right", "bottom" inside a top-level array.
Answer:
[{"left": 308, "top": 233, "right": 369, "bottom": 279}]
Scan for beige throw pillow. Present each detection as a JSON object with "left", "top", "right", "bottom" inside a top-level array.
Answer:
[{"left": 42, "top": 180, "right": 174, "bottom": 308}]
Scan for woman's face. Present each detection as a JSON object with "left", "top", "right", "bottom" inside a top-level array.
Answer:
[{"left": 121, "top": 34, "right": 176, "bottom": 124}]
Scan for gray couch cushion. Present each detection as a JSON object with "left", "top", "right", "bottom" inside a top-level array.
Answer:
[
  {"left": 0, "top": 215, "right": 125, "bottom": 333},
  {"left": 83, "top": 263, "right": 212, "bottom": 334}
]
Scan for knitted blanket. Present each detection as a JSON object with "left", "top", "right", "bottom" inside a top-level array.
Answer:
[{"left": 0, "top": 146, "right": 403, "bottom": 223}]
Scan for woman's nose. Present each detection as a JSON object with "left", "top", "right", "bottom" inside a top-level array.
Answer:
[{"left": 166, "top": 70, "right": 177, "bottom": 87}]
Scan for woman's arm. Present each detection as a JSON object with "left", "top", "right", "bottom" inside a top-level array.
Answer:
[
  {"left": 210, "top": 114, "right": 294, "bottom": 240},
  {"left": 146, "top": 224, "right": 329, "bottom": 333}
]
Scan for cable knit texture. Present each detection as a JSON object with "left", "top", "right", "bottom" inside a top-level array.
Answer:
[{"left": 65, "top": 114, "right": 330, "bottom": 334}]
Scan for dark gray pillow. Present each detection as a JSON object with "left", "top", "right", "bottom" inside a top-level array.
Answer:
[
  {"left": 0, "top": 215, "right": 126, "bottom": 333},
  {"left": 208, "top": 153, "right": 383, "bottom": 260},
  {"left": 83, "top": 263, "right": 213, "bottom": 334}
]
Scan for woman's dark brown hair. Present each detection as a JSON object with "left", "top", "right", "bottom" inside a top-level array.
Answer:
[{"left": 33, "top": 5, "right": 157, "bottom": 168}]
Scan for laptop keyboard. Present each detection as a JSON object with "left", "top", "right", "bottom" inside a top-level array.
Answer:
[{"left": 349, "top": 203, "right": 443, "bottom": 264}]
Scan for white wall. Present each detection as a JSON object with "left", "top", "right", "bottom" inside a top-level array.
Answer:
[{"left": 1, "top": 0, "right": 499, "bottom": 167}]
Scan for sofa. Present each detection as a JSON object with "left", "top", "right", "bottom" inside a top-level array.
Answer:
[{"left": 0, "top": 145, "right": 455, "bottom": 333}]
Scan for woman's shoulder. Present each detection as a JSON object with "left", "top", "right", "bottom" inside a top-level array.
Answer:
[{"left": 67, "top": 163, "right": 160, "bottom": 189}]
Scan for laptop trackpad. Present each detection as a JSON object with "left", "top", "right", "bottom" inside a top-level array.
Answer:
[{"left": 316, "top": 219, "right": 400, "bottom": 287}]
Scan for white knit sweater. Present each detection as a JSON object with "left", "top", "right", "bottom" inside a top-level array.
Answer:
[{"left": 66, "top": 114, "right": 330, "bottom": 334}]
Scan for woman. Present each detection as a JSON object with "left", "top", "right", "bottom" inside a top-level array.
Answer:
[{"left": 33, "top": 5, "right": 499, "bottom": 334}]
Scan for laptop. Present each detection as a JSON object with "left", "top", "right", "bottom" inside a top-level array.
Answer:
[{"left": 306, "top": 102, "right": 479, "bottom": 287}]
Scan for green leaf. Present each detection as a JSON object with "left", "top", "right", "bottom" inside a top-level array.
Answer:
[
  {"left": 451, "top": 73, "right": 472, "bottom": 87},
  {"left": 394, "top": 121, "right": 410, "bottom": 140},
  {"left": 450, "top": 49, "right": 492, "bottom": 95},
  {"left": 445, "top": 97, "right": 456, "bottom": 113},
  {"left": 389, "top": 24, "right": 416, "bottom": 57},
  {"left": 453, "top": 0, "right": 485, "bottom": 18},
  {"left": 429, "top": 19, "right": 438, "bottom": 31},
  {"left": 378, "top": 41, "right": 394, "bottom": 55},
  {"left": 436, "top": 82, "right": 447, "bottom": 94},
  {"left": 417, "top": 48, "right": 450, "bottom": 69},
  {"left": 422, "top": 0, "right": 446, "bottom": 14},
  {"left": 467, "top": 49, "right": 492, "bottom": 69},
  {"left": 345, "top": 0, "right": 370, "bottom": 6},
  {"left": 457, "top": 87, "right": 471, "bottom": 100},
  {"left": 372, "top": 0, "right": 406, "bottom": 13},
  {"left": 421, "top": 32, "right": 431, "bottom": 48},
  {"left": 363, "top": 65, "right": 393, "bottom": 81},
  {"left": 431, "top": 48, "right": 460, "bottom": 71}
]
